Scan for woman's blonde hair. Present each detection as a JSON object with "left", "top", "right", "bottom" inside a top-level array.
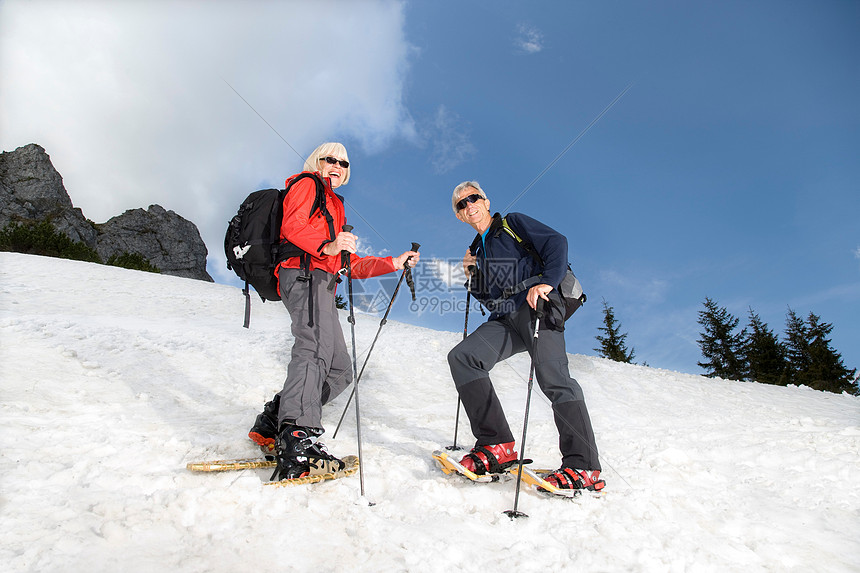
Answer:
[
  {"left": 304, "top": 142, "right": 350, "bottom": 186},
  {"left": 451, "top": 181, "right": 486, "bottom": 213}
]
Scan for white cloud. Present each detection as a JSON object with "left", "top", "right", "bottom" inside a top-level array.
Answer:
[
  {"left": 515, "top": 23, "right": 543, "bottom": 54},
  {"left": 425, "top": 105, "right": 476, "bottom": 174},
  {"left": 0, "top": 0, "right": 413, "bottom": 283},
  {"left": 355, "top": 234, "right": 389, "bottom": 258},
  {"left": 426, "top": 257, "right": 466, "bottom": 289}
]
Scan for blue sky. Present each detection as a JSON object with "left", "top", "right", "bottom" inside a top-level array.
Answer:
[{"left": 2, "top": 1, "right": 857, "bottom": 379}]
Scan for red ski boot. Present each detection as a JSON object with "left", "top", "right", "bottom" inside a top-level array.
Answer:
[
  {"left": 459, "top": 442, "right": 518, "bottom": 475},
  {"left": 542, "top": 468, "right": 605, "bottom": 492}
]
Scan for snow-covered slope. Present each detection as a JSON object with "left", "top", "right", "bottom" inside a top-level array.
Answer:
[{"left": 1, "top": 253, "right": 858, "bottom": 572}]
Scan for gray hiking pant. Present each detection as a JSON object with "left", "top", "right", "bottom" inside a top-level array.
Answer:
[
  {"left": 276, "top": 268, "right": 352, "bottom": 429},
  {"left": 447, "top": 304, "right": 601, "bottom": 470}
]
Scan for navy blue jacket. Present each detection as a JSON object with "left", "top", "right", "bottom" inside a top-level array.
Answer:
[{"left": 468, "top": 212, "right": 568, "bottom": 321}]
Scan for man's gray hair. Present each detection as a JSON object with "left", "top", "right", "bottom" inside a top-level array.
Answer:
[{"left": 451, "top": 181, "right": 487, "bottom": 214}]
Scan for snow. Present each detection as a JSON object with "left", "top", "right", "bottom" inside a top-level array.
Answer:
[{"left": 1, "top": 252, "right": 858, "bottom": 572}]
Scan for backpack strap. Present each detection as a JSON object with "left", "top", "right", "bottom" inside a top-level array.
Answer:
[
  {"left": 305, "top": 258, "right": 315, "bottom": 328},
  {"left": 494, "top": 215, "right": 546, "bottom": 299},
  {"left": 299, "top": 174, "right": 330, "bottom": 329},
  {"left": 310, "top": 179, "right": 337, "bottom": 255},
  {"left": 243, "top": 281, "right": 252, "bottom": 328},
  {"left": 491, "top": 216, "right": 582, "bottom": 308},
  {"left": 278, "top": 172, "right": 338, "bottom": 328},
  {"left": 497, "top": 216, "right": 543, "bottom": 267},
  {"left": 501, "top": 275, "right": 543, "bottom": 299},
  {"left": 277, "top": 172, "right": 335, "bottom": 264}
]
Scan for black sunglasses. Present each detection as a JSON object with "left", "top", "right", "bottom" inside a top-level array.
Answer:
[
  {"left": 321, "top": 156, "right": 349, "bottom": 169},
  {"left": 456, "top": 193, "right": 485, "bottom": 211}
]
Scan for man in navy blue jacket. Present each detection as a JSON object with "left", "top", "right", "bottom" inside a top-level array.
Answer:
[{"left": 447, "top": 181, "right": 604, "bottom": 492}]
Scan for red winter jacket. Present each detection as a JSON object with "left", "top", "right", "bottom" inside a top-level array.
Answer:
[{"left": 275, "top": 172, "right": 395, "bottom": 285}]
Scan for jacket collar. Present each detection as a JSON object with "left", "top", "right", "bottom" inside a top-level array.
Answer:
[{"left": 470, "top": 212, "right": 503, "bottom": 254}]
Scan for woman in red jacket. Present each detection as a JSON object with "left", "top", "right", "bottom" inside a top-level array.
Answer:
[{"left": 250, "top": 142, "right": 419, "bottom": 481}]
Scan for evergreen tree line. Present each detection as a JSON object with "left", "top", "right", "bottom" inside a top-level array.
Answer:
[
  {"left": 594, "top": 297, "right": 858, "bottom": 396},
  {"left": 696, "top": 297, "right": 857, "bottom": 395}
]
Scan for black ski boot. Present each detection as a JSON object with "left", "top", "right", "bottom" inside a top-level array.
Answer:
[
  {"left": 271, "top": 424, "right": 345, "bottom": 481},
  {"left": 248, "top": 395, "right": 280, "bottom": 456}
]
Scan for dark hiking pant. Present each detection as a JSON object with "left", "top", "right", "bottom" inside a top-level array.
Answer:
[
  {"left": 276, "top": 268, "right": 352, "bottom": 429},
  {"left": 447, "top": 304, "right": 601, "bottom": 470}
]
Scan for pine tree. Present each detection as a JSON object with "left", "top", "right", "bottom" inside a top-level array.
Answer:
[
  {"left": 743, "top": 308, "right": 789, "bottom": 386},
  {"left": 594, "top": 299, "right": 635, "bottom": 363},
  {"left": 784, "top": 308, "right": 810, "bottom": 381},
  {"left": 696, "top": 297, "right": 746, "bottom": 380},
  {"left": 785, "top": 309, "right": 858, "bottom": 394}
]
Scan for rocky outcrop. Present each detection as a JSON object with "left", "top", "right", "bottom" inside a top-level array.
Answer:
[
  {"left": 0, "top": 143, "right": 213, "bottom": 282},
  {"left": 96, "top": 205, "right": 212, "bottom": 281},
  {"left": 0, "top": 143, "right": 98, "bottom": 247}
]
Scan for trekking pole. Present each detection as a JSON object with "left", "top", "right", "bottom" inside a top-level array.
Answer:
[
  {"left": 446, "top": 264, "right": 477, "bottom": 451},
  {"left": 504, "top": 297, "right": 544, "bottom": 520},
  {"left": 332, "top": 242, "right": 420, "bottom": 439},
  {"left": 339, "top": 225, "right": 371, "bottom": 501}
]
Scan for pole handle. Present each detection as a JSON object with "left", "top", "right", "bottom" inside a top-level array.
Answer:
[
  {"left": 404, "top": 243, "right": 419, "bottom": 299},
  {"left": 535, "top": 296, "right": 545, "bottom": 320},
  {"left": 465, "top": 265, "right": 477, "bottom": 293},
  {"left": 339, "top": 225, "right": 354, "bottom": 268}
]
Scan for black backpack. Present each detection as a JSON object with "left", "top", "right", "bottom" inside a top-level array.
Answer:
[{"left": 224, "top": 172, "right": 334, "bottom": 327}]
